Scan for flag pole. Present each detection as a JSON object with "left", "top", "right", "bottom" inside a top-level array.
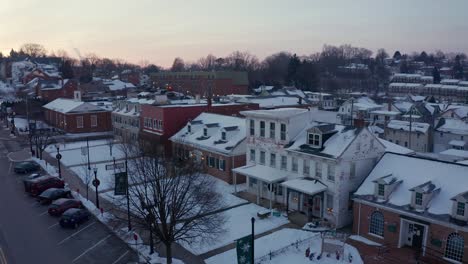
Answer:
[{"left": 251, "top": 217, "right": 255, "bottom": 263}]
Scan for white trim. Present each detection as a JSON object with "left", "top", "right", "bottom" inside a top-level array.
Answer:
[{"left": 399, "top": 218, "right": 429, "bottom": 256}]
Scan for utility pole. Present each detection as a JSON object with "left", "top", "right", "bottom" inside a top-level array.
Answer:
[
  {"left": 409, "top": 106, "right": 413, "bottom": 150},
  {"left": 125, "top": 150, "right": 132, "bottom": 231}
]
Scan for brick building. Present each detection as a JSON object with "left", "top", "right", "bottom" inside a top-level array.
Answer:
[
  {"left": 139, "top": 101, "right": 259, "bottom": 155},
  {"left": 35, "top": 79, "right": 78, "bottom": 102},
  {"left": 150, "top": 71, "right": 249, "bottom": 96},
  {"left": 43, "top": 94, "right": 112, "bottom": 133},
  {"left": 171, "top": 113, "right": 247, "bottom": 184},
  {"left": 353, "top": 153, "right": 468, "bottom": 263}
]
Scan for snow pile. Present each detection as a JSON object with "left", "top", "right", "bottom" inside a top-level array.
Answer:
[{"left": 32, "top": 157, "right": 59, "bottom": 177}]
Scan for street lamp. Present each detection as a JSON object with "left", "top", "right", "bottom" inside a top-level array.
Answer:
[
  {"left": 93, "top": 166, "right": 100, "bottom": 209},
  {"left": 55, "top": 144, "right": 62, "bottom": 178}
]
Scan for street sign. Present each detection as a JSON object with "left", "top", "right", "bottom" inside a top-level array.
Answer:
[
  {"left": 106, "top": 162, "right": 125, "bottom": 171},
  {"left": 56, "top": 153, "right": 62, "bottom": 160},
  {"left": 114, "top": 172, "right": 127, "bottom": 195},
  {"left": 92, "top": 179, "right": 100, "bottom": 187}
]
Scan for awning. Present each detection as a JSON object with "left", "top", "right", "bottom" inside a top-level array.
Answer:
[
  {"left": 233, "top": 164, "right": 289, "bottom": 183},
  {"left": 449, "top": 140, "right": 467, "bottom": 147},
  {"left": 281, "top": 178, "right": 327, "bottom": 196}
]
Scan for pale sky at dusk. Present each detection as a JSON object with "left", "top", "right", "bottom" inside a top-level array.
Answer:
[{"left": 2, "top": 0, "right": 468, "bottom": 67}]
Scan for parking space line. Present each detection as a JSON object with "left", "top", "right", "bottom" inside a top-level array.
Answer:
[
  {"left": 48, "top": 223, "right": 59, "bottom": 229},
  {"left": 71, "top": 234, "right": 111, "bottom": 263},
  {"left": 57, "top": 221, "right": 96, "bottom": 245},
  {"left": 36, "top": 210, "right": 49, "bottom": 217},
  {"left": 111, "top": 250, "right": 129, "bottom": 264},
  {"left": 0, "top": 247, "right": 7, "bottom": 264}
]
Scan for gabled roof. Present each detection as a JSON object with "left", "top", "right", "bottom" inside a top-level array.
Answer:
[
  {"left": 436, "top": 118, "right": 468, "bottom": 135},
  {"left": 409, "top": 181, "right": 437, "bottom": 193},
  {"left": 355, "top": 153, "right": 468, "bottom": 216},
  {"left": 387, "top": 120, "right": 430, "bottom": 133},
  {"left": 43, "top": 98, "right": 108, "bottom": 114}
]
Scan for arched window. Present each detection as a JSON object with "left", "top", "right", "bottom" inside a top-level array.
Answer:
[
  {"left": 369, "top": 211, "right": 384, "bottom": 237},
  {"left": 445, "top": 233, "right": 464, "bottom": 262}
]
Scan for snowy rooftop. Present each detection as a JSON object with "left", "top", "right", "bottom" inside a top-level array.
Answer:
[
  {"left": 387, "top": 120, "right": 430, "bottom": 133},
  {"left": 43, "top": 98, "right": 109, "bottom": 114},
  {"left": 103, "top": 79, "right": 136, "bottom": 91},
  {"left": 444, "top": 105, "right": 468, "bottom": 119},
  {"left": 370, "top": 110, "right": 401, "bottom": 116},
  {"left": 378, "top": 138, "right": 415, "bottom": 155},
  {"left": 238, "top": 96, "right": 305, "bottom": 109},
  {"left": 240, "top": 108, "right": 309, "bottom": 120},
  {"left": 170, "top": 113, "right": 246, "bottom": 155},
  {"left": 440, "top": 149, "right": 468, "bottom": 159},
  {"left": 436, "top": 119, "right": 468, "bottom": 134},
  {"left": 233, "top": 164, "right": 292, "bottom": 183},
  {"left": 281, "top": 178, "right": 327, "bottom": 196},
  {"left": 355, "top": 153, "right": 468, "bottom": 216}
]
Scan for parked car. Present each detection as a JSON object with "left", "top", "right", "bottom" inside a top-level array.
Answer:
[
  {"left": 59, "top": 208, "right": 90, "bottom": 229},
  {"left": 14, "top": 161, "right": 41, "bottom": 174},
  {"left": 48, "top": 198, "right": 82, "bottom": 216},
  {"left": 24, "top": 176, "right": 65, "bottom": 196},
  {"left": 37, "top": 188, "right": 71, "bottom": 204}
]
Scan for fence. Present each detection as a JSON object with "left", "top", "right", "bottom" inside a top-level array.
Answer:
[{"left": 255, "top": 235, "right": 319, "bottom": 263}]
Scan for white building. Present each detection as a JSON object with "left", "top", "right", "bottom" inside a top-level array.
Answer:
[
  {"left": 434, "top": 118, "right": 468, "bottom": 152},
  {"left": 338, "top": 97, "right": 382, "bottom": 125},
  {"left": 233, "top": 108, "right": 388, "bottom": 228}
]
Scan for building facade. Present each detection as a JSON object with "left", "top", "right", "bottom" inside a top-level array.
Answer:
[{"left": 384, "top": 120, "right": 431, "bottom": 152}]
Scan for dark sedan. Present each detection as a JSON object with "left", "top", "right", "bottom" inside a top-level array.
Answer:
[
  {"left": 37, "top": 188, "right": 71, "bottom": 204},
  {"left": 14, "top": 161, "right": 41, "bottom": 174},
  {"left": 59, "top": 208, "right": 90, "bottom": 229},
  {"left": 48, "top": 198, "right": 83, "bottom": 216}
]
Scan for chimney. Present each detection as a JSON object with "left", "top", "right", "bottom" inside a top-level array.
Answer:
[
  {"left": 74, "top": 90, "right": 82, "bottom": 102},
  {"left": 195, "top": 94, "right": 201, "bottom": 104},
  {"left": 298, "top": 97, "right": 303, "bottom": 105}
]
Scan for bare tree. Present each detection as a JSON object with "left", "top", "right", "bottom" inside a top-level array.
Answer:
[
  {"left": 33, "top": 129, "right": 60, "bottom": 159},
  {"left": 20, "top": 43, "right": 47, "bottom": 58},
  {"left": 121, "top": 144, "right": 226, "bottom": 263},
  {"left": 171, "top": 57, "right": 185, "bottom": 72}
]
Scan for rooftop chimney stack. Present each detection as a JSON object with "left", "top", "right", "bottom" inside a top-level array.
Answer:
[{"left": 74, "top": 90, "right": 82, "bottom": 102}]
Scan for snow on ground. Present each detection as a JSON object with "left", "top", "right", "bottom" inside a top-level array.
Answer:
[
  {"left": 70, "top": 162, "right": 120, "bottom": 191},
  {"left": 180, "top": 203, "right": 290, "bottom": 255},
  {"left": 45, "top": 139, "right": 111, "bottom": 152},
  {"left": 32, "top": 157, "right": 59, "bottom": 177},
  {"left": 48, "top": 143, "right": 125, "bottom": 166},
  {"left": 349, "top": 235, "right": 382, "bottom": 246},
  {"left": 207, "top": 228, "right": 363, "bottom": 264}
]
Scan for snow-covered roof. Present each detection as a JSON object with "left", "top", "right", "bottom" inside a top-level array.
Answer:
[
  {"left": 103, "top": 79, "right": 136, "bottom": 91},
  {"left": 444, "top": 105, "right": 468, "bottom": 119},
  {"left": 344, "top": 96, "right": 382, "bottom": 111},
  {"left": 287, "top": 123, "right": 365, "bottom": 158},
  {"left": 440, "top": 149, "right": 468, "bottom": 159},
  {"left": 393, "top": 101, "right": 413, "bottom": 113},
  {"left": 43, "top": 98, "right": 109, "bottom": 114},
  {"left": 127, "top": 98, "right": 156, "bottom": 104},
  {"left": 387, "top": 120, "right": 430, "bottom": 133},
  {"left": 253, "top": 85, "right": 274, "bottom": 93},
  {"left": 241, "top": 108, "right": 308, "bottom": 120},
  {"left": 281, "top": 178, "right": 327, "bottom": 196},
  {"left": 436, "top": 119, "right": 468, "bottom": 134},
  {"left": 378, "top": 138, "right": 415, "bottom": 155},
  {"left": 370, "top": 110, "right": 401, "bottom": 116},
  {"left": 170, "top": 113, "right": 246, "bottom": 155},
  {"left": 233, "top": 164, "right": 291, "bottom": 183},
  {"left": 355, "top": 153, "right": 468, "bottom": 216},
  {"left": 238, "top": 96, "right": 305, "bottom": 109}
]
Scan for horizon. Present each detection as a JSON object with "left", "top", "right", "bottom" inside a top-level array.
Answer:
[{"left": 2, "top": 0, "right": 468, "bottom": 67}]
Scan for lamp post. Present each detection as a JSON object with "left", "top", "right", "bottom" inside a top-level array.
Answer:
[
  {"left": 55, "top": 144, "right": 62, "bottom": 178},
  {"left": 93, "top": 167, "right": 100, "bottom": 209}
]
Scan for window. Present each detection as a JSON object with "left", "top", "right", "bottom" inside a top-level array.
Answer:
[
  {"left": 250, "top": 120, "right": 255, "bottom": 136},
  {"left": 269, "top": 122, "right": 275, "bottom": 139},
  {"left": 404, "top": 141, "right": 408, "bottom": 147},
  {"left": 280, "top": 155, "right": 287, "bottom": 170},
  {"left": 327, "top": 164, "right": 335, "bottom": 181},
  {"left": 153, "top": 119, "right": 157, "bottom": 129},
  {"left": 76, "top": 116, "right": 84, "bottom": 128},
  {"left": 250, "top": 149, "right": 255, "bottom": 162},
  {"left": 308, "top": 133, "right": 321, "bottom": 146},
  {"left": 219, "top": 159, "right": 226, "bottom": 171},
  {"left": 259, "top": 151, "right": 266, "bottom": 165},
  {"left": 292, "top": 157, "right": 298, "bottom": 172},
  {"left": 415, "top": 192, "right": 423, "bottom": 206},
  {"left": 457, "top": 202, "right": 465, "bottom": 216},
  {"left": 326, "top": 193, "right": 334, "bottom": 210},
  {"left": 203, "top": 128, "right": 208, "bottom": 137},
  {"left": 260, "top": 121, "right": 265, "bottom": 137},
  {"left": 303, "top": 161, "right": 310, "bottom": 176},
  {"left": 369, "top": 211, "right": 384, "bottom": 237},
  {"left": 221, "top": 131, "right": 226, "bottom": 141},
  {"left": 208, "top": 157, "right": 215, "bottom": 167},
  {"left": 315, "top": 162, "right": 322, "bottom": 178},
  {"left": 280, "top": 124, "right": 286, "bottom": 140},
  {"left": 350, "top": 163, "right": 356, "bottom": 178},
  {"left": 378, "top": 184, "right": 385, "bottom": 196},
  {"left": 270, "top": 153, "right": 276, "bottom": 167},
  {"left": 90, "top": 115, "right": 97, "bottom": 127},
  {"left": 445, "top": 233, "right": 464, "bottom": 262}
]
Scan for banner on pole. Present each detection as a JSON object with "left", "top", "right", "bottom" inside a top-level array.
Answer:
[
  {"left": 114, "top": 172, "right": 127, "bottom": 195},
  {"left": 236, "top": 235, "right": 253, "bottom": 264}
]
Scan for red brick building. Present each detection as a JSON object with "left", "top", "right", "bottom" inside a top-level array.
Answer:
[
  {"left": 139, "top": 101, "right": 259, "bottom": 155},
  {"left": 36, "top": 79, "right": 78, "bottom": 102},
  {"left": 171, "top": 113, "right": 247, "bottom": 184},
  {"left": 23, "top": 68, "right": 61, "bottom": 84},
  {"left": 43, "top": 97, "right": 112, "bottom": 133},
  {"left": 353, "top": 153, "right": 468, "bottom": 263},
  {"left": 150, "top": 71, "right": 249, "bottom": 96}
]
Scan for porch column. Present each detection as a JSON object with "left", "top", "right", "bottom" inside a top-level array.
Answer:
[
  {"left": 233, "top": 172, "right": 237, "bottom": 193},
  {"left": 256, "top": 180, "right": 260, "bottom": 204},
  {"left": 286, "top": 188, "right": 289, "bottom": 212}
]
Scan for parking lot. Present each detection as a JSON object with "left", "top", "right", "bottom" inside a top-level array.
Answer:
[{"left": 0, "top": 141, "right": 138, "bottom": 264}]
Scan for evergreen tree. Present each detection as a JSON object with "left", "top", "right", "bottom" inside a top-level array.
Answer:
[
  {"left": 432, "top": 67, "right": 441, "bottom": 84},
  {"left": 60, "top": 59, "right": 74, "bottom": 79},
  {"left": 453, "top": 55, "right": 464, "bottom": 79},
  {"left": 400, "top": 60, "right": 409, "bottom": 73},
  {"left": 393, "top": 51, "right": 402, "bottom": 60}
]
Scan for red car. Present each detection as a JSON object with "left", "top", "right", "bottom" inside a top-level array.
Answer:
[
  {"left": 26, "top": 176, "right": 65, "bottom": 196},
  {"left": 48, "top": 198, "right": 83, "bottom": 216}
]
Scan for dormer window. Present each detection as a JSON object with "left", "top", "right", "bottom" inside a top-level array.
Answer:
[
  {"left": 221, "top": 131, "right": 226, "bottom": 141},
  {"left": 308, "top": 133, "right": 321, "bottom": 147},
  {"left": 203, "top": 128, "right": 207, "bottom": 137},
  {"left": 378, "top": 184, "right": 385, "bottom": 196},
  {"left": 415, "top": 192, "right": 423, "bottom": 206},
  {"left": 456, "top": 202, "right": 465, "bottom": 216}
]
